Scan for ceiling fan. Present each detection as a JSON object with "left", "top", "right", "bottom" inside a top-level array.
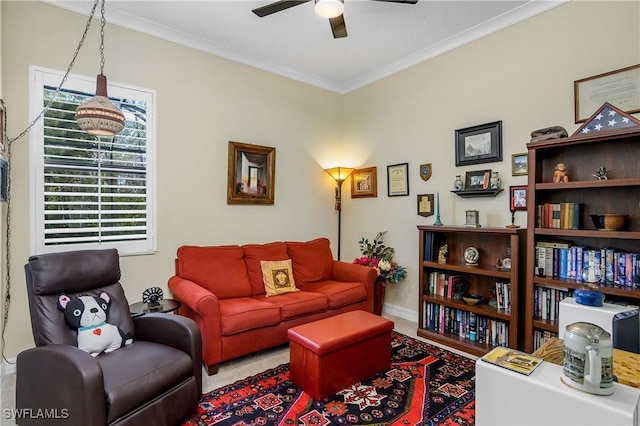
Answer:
[{"left": 252, "top": 0, "right": 419, "bottom": 39}]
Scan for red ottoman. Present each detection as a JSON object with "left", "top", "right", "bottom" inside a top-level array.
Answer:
[{"left": 288, "top": 310, "right": 394, "bottom": 400}]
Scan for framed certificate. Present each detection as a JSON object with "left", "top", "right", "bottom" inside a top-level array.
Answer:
[
  {"left": 574, "top": 64, "right": 640, "bottom": 123},
  {"left": 387, "top": 163, "right": 409, "bottom": 197}
]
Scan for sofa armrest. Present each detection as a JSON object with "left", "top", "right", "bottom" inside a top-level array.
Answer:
[
  {"left": 134, "top": 313, "right": 202, "bottom": 395},
  {"left": 332, "top": 261, "right": 377, "bottom": 309},
  {"left": 168, "top": 276, "right": 220, "bottom": 318},
  {"left": 16, "top": 345, "right": 105, "bottom": 425}
]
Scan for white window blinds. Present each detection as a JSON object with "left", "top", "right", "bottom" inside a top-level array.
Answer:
[{"left": 31, "top": 67, "right": 156, "bottom": 255}]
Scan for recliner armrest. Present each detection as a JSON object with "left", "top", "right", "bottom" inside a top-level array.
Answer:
[
  {"left": 16, "top": 345, "right": 106, "bottom": 425},
  {"left": 134, "top": 313, "right": 202, "bottom": 395}
]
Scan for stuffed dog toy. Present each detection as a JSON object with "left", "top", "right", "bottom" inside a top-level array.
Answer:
[{"left": 57, "top": 292, "right": 133, "bottom": 357}]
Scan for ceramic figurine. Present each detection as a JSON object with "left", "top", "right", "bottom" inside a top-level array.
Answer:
[
  {"left": 437, "top": 244, "right": 448, "bottom": 264},
  {"left": 593, "top": 166, "right": 609, "bottom": 180},
  {"left": 553, "top": 163, "right": 569, "bottom": 183}
]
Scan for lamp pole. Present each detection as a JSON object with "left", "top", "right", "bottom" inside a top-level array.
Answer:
[{"left": 325, "top": 167, "right": 355, "bottom": 261}]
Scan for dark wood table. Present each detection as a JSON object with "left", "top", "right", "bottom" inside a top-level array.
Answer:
[{"left": 129, "top": 299, "right": 181, "bottom": 315}]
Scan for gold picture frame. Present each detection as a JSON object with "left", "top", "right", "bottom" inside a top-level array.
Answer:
[
  {"left": 574, "top": 64, "right": 640, "bottom": 123},
  {"left": 227, "top": 141, "right": 276, "bottom": 205},
  {"left": 511, "top": 152, "right": 528, "bottom": 176},
  {"left": 351, "top": 166, "right": 377, "bottom": 198}
]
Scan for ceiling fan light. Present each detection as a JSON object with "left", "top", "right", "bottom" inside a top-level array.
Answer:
[{"left": 314, "top": 0, "right": 344, "bottom": 19}]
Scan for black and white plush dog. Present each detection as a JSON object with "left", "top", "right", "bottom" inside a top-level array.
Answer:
[{"left": 57, "top": 292, "right": 133, "bottom": 357}]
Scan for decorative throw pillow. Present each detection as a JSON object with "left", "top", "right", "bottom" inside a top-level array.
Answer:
[{"left": 260, "top": 259, "right": 299, "bottom": 297}]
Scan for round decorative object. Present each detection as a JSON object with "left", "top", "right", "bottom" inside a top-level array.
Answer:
[
  {"left": 462, "top": 293, "right": 483, "bottom": 305},
  {"left": 574, "top": 284, "right": 604, "bottom": 307},
  {"left": 142, "top": 287, "right": 164, "bottom": 307},
  {"left": 464, "top": 246, "right": 479, "bottom": 265},
  {"left": 501, "top": 257, "right": 511, "bottom": 271}
]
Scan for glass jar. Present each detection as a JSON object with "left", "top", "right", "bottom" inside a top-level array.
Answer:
[
  {"left": 454, "top": 175, "right": 463, "bottom": 190},
  {"left": 490, "top": 171, "right": 501, "bottom": 189}
]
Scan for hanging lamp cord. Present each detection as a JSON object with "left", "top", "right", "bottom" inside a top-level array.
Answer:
[{"left": 1, "top": 0, "right": 102, "bottom": 364}]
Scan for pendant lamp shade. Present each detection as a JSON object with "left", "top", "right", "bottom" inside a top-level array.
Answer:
[
  {"left": 314, "top": 0, "right": 344, "bottom": 18},
  {"left": 76, "top": 74, "right": 125, "bottom": 136}
]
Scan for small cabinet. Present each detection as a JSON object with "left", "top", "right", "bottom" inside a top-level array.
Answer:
[{"left": 417, "top": 225, "right": 525, "bottom": 356}]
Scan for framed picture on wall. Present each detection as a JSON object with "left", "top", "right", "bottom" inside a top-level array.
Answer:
[
  {"left": 351, "top": 167, "right": 377, "bottom": 198},
  {"left": 512, "top": 152, "right": 528, "bottom": 176},
  {"left": 510, "top": 185, "right": 527, "bottom": 211},
  {"left": 455, "top": 121, "right": 503, "bottom": 166},
  {"left": 387, "top": 162, "right": 409, "bottom": 196},
  {"left": 227, "top": 141, "right": 276, "bottom": 205}
]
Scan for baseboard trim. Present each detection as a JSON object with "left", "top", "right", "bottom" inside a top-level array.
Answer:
[{"left": 382, "top": 303, "right": 417, "bottom": 323}]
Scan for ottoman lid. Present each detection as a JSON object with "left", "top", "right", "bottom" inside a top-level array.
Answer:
[{"left": 288, "top": 310, "right": 394, "bottom": 355}]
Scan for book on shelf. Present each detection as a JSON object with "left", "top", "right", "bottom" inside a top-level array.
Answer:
[{"left": 480, "top": 346, "right": 543, "bottom": 376}]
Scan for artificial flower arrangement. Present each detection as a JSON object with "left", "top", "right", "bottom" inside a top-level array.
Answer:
[{"left": 353, "top": 231, "right": 407, "bottom": 284}]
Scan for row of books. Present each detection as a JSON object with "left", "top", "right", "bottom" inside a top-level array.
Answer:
[
  {"left": 536, "top": 241, "right": 640, "bottom": 288},
  {"left": 426, "top": 272, "right": 461, "bottom": 298},
  {"left": 533, "top": 330, "right": 558, "bottom": 352},
  {"left": 424, "top": 302, "right": 509, "bottom": 347},
  {"left": 535, "top": 203, "right": 582, "bottom": 229},
  {"left": 533, "top": 285, "right": 572, "bottom": 321}
]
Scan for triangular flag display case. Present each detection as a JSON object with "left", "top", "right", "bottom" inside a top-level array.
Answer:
[
  {"left": 572, "top": 102, "right": 640, "bottom": 137},
  {"left": 523, "top": 107, "right": 640, "bottom": 353}
]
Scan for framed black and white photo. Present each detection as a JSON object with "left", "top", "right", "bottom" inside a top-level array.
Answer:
[
  {"left": 387, "top": 162, "right": 409, "bottom": 196},
  {"left": 465, "top": 169, "right": 491, "bottom": 190},
  {"left": 455, "top": 121, "right": 503, "bottom": 166}
]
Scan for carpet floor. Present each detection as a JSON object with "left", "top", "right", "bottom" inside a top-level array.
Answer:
[{"left": 182, "top": 331, "right": 476, "bottom": 425}]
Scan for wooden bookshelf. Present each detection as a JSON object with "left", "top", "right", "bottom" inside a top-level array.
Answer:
[
  {"left": 524, "top": 127, "right": 640, "bottom": 353},
  {"left": 417, "top": 226, "right": 525, "bottom": 357}
]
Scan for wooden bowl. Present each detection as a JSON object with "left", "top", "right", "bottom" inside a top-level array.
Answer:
[
  {"left": 590, "top": 214, "right": 627, "bottom": 231},
  {"left": 462, "top": 293, "right": 483, "bottom": 305}
]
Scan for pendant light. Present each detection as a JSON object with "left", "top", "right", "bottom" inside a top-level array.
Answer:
[{"left": 76, "top": 0, "right": 125, "bottom": 136}]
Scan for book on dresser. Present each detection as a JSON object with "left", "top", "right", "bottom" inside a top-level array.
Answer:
[{"left": 480, "top": 346, "right": 543, "bottom": 375}]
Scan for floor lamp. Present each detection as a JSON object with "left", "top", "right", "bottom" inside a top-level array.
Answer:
[{"left": 325, "top": 167, "right": 355, "bottom": 260}]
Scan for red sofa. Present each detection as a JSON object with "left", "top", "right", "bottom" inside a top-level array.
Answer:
[{"left": 168, "top": 238, "right": 377, "bottom": 375}]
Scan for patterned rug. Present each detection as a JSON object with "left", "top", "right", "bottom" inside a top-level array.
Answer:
[{"left": 183, "top": 332, "right": 476, "bottom": 425}]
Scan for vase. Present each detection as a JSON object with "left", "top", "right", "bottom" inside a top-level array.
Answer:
[
  {"left": 373, "top": 277, "right": 386, "bottom": 316},
  {"left": 454, "top": 175, "right": 463, "bottom": 191},
  {"left": 490, "top": 171, "right": 501, "bottom": 189}
]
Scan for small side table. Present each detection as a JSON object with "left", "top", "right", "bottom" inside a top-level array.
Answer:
[{"left": 129, "top": 299, "right": 181, "bottom": 315}]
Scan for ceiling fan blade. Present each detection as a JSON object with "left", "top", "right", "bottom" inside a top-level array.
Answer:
[
  {"left": 252, "top": 0, "right": 311, "bottom": 17},
  {"left": 369, "top": 0, "right": 419, "bottom": 4},
  {"left": 329, "top": 14, "right": 347, "bottom": 39}
]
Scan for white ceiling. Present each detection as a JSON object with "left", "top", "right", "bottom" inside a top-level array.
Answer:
[{"left": 44, "top": 0, "right": 566, "bottom": 94}]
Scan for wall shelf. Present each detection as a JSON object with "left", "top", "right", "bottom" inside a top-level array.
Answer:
[{"left": 451, "top": 189, "right": 503, "bottom": 198}]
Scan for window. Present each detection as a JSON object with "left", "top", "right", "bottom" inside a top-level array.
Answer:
[{"left": 30, "top": 67, "right": 156, "bottom": 255}]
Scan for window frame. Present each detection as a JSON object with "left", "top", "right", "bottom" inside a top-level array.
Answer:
[{"left": 29, "top": 66, "right": 157, "bottom": 256}]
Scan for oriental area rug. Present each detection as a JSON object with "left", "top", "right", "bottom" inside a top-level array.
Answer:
[{"left": 182, "top": 332, "right": 476, "bottom": 426}]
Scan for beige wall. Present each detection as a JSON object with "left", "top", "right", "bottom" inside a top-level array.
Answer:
[
  {"left": 1, "top": 1, "right": 343, "bottom": 358},
  {"left": 0, "top": 0, "right": 638, "bottom": 359},
  {"left": 340, "top": 1, "right": 640, "bottom": 316}
]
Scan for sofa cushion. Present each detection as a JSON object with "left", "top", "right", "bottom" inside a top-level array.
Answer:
[
  {"left": 176, "top": 246, "right": 252, "bottom": 299},
  {"left": 219, "top": 297, "right": 281, "bottom": 335},
  {"left": 302, "top": 280, "right": 367, "bottom": 309},
  {"left": 255, "top": 291, "right": 328, "bottom": 320},
  {"left": 243, "top": 242, "right": 289, "bottom": 295},
  {"left": 286, "top": 238, "right": 334, "bottom": 284},
  {"left": 260, "top": 259, "right": 299, "bottom": 296}
]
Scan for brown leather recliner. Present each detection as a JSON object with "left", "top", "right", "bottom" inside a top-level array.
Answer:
[{"left": 16, "top": 249, "right": 202, "bottom": 425}]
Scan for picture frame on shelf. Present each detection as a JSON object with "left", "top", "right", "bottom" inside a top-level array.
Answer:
[
  {"left": 510, "top": 185, "right": 527, "bottom": 211},
  {"left": 465, "top": 169, "right": 491, "bottom": 190},
  {"left": 455, "top": 121, "right": 503, "bottom": 166},
  {"left": 0, "top": 104, "right": 5, "bottom": 154},
  {"left": 512, "top": 152, "right": 528, "bottom": 176},
  {"left": 574, "top": 64, "right": 640, "bottom": 123},
  {"left": 351, "top": 166, "right": 377, "bottom": 198},
  {"left": 417, "top": 193, "right": 434, "bottom": 217},
  {"left": 0, "top": 158, "right": 7, "bottom": 202},
  {"left": 227, "top": 141, "right": 276, "bottom": 205},
  {"left": 387, "top": 162, "right": 409, "bottom": 197}
]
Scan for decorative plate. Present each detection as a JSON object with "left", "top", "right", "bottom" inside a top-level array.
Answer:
[
  {"left": 464, "top": 246, "right": 479, "bottom": 265},
  {"left": 142, "top": 287, "right": 163, "bottom": 306}
]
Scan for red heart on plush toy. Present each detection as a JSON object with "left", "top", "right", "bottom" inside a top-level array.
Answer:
[{"left": 93, "top": 328, "right": 102, "bottom": 336}]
